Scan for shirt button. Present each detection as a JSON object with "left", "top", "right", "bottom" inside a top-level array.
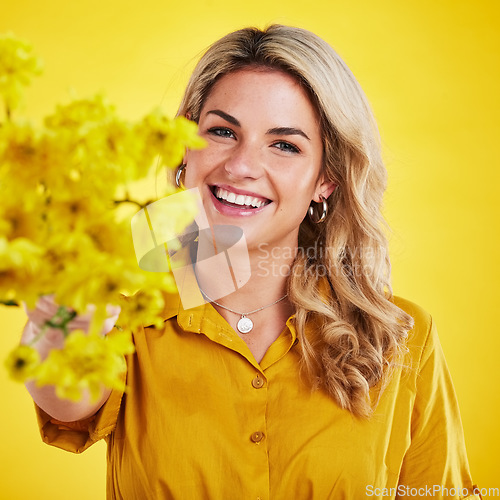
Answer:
[
  {"left": 250, "top": 431, "right": 265, "bottom": 443},
  {"left": 251, "top": 375, "right": 265, "bottom": 388}
]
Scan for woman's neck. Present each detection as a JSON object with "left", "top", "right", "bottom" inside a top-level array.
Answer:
[
  {"left": 192, "top": 234, "right": 298, "bottom": 362},
  {"left": 194, "top": 234, "right": 297, "bottom": 313}
]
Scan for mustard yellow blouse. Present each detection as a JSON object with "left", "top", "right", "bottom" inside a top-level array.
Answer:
[{"left": 35, "top": 295, "right": 479, "bottom": 499}]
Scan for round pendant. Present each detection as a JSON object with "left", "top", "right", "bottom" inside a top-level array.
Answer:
[{"left": 237, "top": 316, "right": 253, "bottom": 334}]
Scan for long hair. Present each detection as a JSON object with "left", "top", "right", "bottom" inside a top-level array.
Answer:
[{"left": 177, "top": 25, "right": 414, "bottom": 417}]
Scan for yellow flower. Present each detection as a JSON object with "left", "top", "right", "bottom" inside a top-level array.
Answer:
[
  {"left": 0, "top": 194, "right": 47, "bottom": 242},
  {"left": 36, "top": 329, "right": 134, "bottom": 402},
  {"left": 4, "top": 344, "right": 40, "bottom": 382},
  {"left": 138, "top": 111, "right": 206, "bottom": 169},
  {"left": 44, "top": 93, "right": 115, "bottom": 131},
  {"left": 117, "top": 288, "right": 167, "bottom": 332},
  {"left": 173, "top": 115, "right": 207, "bottom": 150},
  {"left": 0, "top": 237, "right": 44, "bottom": 306},
  {"left": 0, "top": 34, "right": 206, "bottom": 398},
  {"left": 0, "top": 122, "right": 78, "bottom": 198},
  {"left": 0, "top": 32, "right": 43, "bottom": 115},
  {"left": 0, "top": 122, "right": 42, "bottom": 185}
]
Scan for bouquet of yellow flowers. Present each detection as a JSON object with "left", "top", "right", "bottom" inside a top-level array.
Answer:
[{"left": 0, "top": 33, "right": 204, "bottom": 401}]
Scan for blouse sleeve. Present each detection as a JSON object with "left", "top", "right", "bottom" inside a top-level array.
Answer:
[
  {"left": 397, "top": 316, "right": 481, "bottom": 499},
  {"left": 34, "top": 379, "right": 124, "bottom": 454}
]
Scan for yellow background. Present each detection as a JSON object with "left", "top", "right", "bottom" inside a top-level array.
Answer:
[{"left": 1, "top": 0, "right": 499, "bottom": 497}]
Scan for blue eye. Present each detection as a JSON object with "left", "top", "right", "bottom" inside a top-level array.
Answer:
[
  {"left": 208, "top": 127, "right": 235, "bottom": 139},
  {"left": 273, "top": 141, "right": 300, "bottom": 154}
]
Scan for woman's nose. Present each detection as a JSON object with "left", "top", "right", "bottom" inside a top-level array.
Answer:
[{"left": 223, "top": 142, "right": 264, "bottom": 180}]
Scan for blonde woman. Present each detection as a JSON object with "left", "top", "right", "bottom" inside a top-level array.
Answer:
[{"left": 25, "top": 25, "right": 479, "bottom": 499}]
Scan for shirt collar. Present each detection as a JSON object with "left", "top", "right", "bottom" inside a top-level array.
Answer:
[{"left": 158, "top": 279, "right": 297, "bottom": 371}]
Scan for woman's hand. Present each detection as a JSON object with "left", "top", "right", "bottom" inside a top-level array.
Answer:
[
  {"left": 20, "top": 296, "right": 122, "bottom": 422},
  {"left": 21, "top": 295, "right": 121, "bottom": 359}
]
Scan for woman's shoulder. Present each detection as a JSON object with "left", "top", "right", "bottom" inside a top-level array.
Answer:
[
  {"left": 392, "top": 296, "right": 442, "bottom": 367},
  {"left": 391, "top": 295, "right": 437, "bottom": 366},
  {"left": 392, "top": 295, "right": 432, "bottom": 333}
]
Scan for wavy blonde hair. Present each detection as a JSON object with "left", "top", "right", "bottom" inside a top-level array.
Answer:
[{"left": 177, "top": 25, "right": 414, "bottom": 417}]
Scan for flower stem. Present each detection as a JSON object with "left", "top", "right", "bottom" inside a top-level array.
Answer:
[
  {"left": 27, "top": 307, "right": 77, "bottom": 346},
  {"left": 44, "top": 306, "right": 77, "bottom": 337},
  {"left": 113, "top": 198, "right": 155, "bottom": 209},
  {"left": 0, "top": 300, "right": 19, "bottom": 307}
]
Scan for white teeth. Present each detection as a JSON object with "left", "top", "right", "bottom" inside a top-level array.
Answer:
[{"left": 214, "top": 187, "right": 267, "bottom": 208}]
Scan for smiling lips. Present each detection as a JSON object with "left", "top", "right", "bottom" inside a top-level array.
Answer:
[{"left": 212, "top": 186, "right": 271, "bottom": 210}]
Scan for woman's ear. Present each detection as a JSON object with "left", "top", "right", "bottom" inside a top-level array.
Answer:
[{"left": 313, "top": 176, "right": 337, "bottom": 202}]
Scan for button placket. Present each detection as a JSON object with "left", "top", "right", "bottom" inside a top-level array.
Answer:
[
  {"left": 244, "top": 367, "right": 269, "bottom": 499},
  {"left": 249, "top": 373, "right": 266, "bottom": 445}
]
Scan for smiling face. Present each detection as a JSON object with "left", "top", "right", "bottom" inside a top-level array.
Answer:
[{"left": 184, "top": 68, "right": 334, "bottom": 252}]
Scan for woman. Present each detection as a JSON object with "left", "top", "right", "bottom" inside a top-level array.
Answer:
[{"left": 25, "top": 25, "right": 479, "bottom": 499}]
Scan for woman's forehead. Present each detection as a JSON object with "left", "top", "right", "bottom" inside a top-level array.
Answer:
[{"left": 200, "top": 68, "right": 320, "bottom": 127}]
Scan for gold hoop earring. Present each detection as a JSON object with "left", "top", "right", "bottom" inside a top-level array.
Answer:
[
  {"left": 175, "top": 164, "right": 186, "bottom": 188},
  {"left": 308, "top": 195, "right": 328, "bottom": 224}
]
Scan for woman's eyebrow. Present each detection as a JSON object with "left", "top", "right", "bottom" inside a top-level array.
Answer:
[
  {"left": 267, "top": 127, "right": 310, "bottom": 140},
  {"left": 205, "top": 111, "right": 309, "bottom": 140},
  {"left": 206, "top": 109, "right": 240, "bottom": 127}
]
